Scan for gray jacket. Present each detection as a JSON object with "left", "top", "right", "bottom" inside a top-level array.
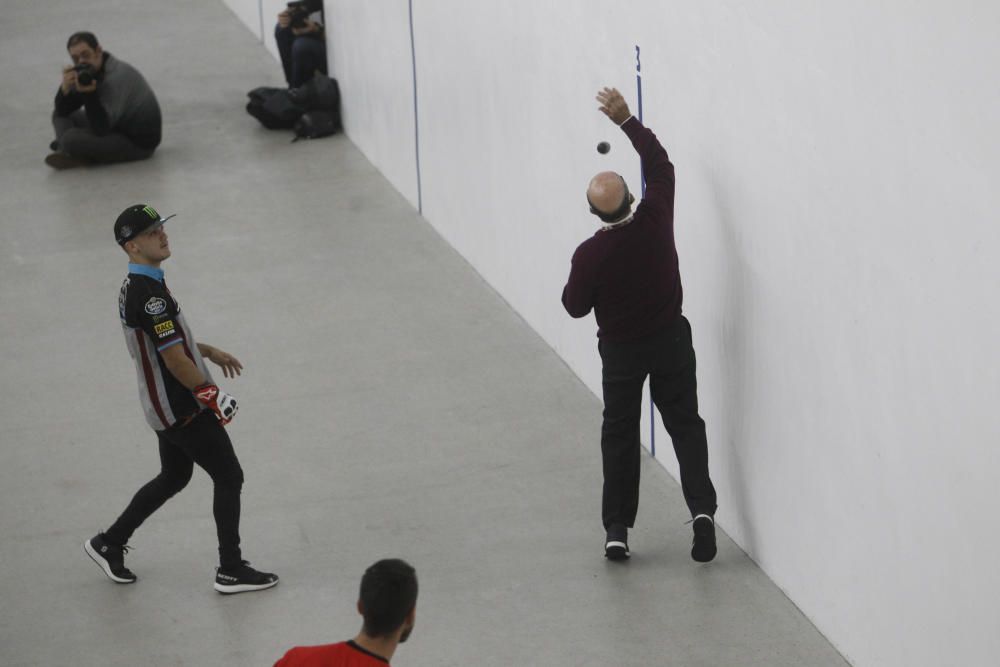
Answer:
[{"left": 54, "top": 53, "right": 162, "bottom": 149}]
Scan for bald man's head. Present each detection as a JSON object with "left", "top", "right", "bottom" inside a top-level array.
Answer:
[{"left": 587, "top": 172, "right": 634, "bottom": 223}]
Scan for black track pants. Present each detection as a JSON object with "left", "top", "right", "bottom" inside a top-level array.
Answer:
[{"left": 105, "top": 410, "right": 244, "bottom": 569}]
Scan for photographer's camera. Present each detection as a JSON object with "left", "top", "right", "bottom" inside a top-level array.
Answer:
[
  {"left": 286, "top": 1, "right": 310, "bottom": 28},
  {"left": 73, "top": 63, "right": 96, "bottom": 86}
]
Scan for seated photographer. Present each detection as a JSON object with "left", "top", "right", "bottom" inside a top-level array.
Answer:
[
  {"left": 275, "top": 0, "right": 328, "bottom": 89},
  {"left": 48, "top": 32, "right": 161, "bottom": 170}
]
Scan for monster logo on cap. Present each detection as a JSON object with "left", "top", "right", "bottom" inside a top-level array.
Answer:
[{"left": 115, "top": 204, "right": 177, "bottom": 245}]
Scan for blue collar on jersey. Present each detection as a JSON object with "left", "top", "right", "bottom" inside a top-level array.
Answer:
[{"left": 128, "top": 263, "right": 164, "bottom": 282}]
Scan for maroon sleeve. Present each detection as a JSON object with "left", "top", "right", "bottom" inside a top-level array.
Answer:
[
  {"left": 621, "top": 116, "right": 675, "bottom": 219},
  {"left": 562, "top": 242, "right": 596, "bottom": 318}
]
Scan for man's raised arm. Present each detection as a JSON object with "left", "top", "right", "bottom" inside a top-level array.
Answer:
[{"left": 596, "top": 87, "right": 674, "bottom": 214}]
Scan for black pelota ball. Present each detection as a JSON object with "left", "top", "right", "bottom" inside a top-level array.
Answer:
[{"left": 597, "top": 141, "right": 610, "bottom": 154}]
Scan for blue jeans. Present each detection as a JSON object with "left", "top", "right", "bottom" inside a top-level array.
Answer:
[{"left": 275, "top": 26, "right": 328, "bottom": 88}]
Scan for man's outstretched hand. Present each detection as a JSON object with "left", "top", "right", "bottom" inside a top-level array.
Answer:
[{"left": 597, "top": 87, "right": 631, "bottom": 125}]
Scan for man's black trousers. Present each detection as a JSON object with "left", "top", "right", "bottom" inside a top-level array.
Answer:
[
  {"left": 105, "top": 410, "right": 244, "bottom": 569},
  {"left": 51, "top": 110, "right": 155, "bottom": 164},
  {"left": 598, "top": 315, "right": 717, "bottom": 529}
]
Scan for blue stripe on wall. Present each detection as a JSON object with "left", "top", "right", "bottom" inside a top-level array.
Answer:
[{"left": 409, "top": 0, "right": 423, "bottom": 214}]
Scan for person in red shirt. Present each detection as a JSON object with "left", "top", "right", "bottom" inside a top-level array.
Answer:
[
  {"left": 563, "top": 87, "right": 718, "bottom": 563},
  {"left": 274, "top": 559, "right": 417, "bottom": 666}
]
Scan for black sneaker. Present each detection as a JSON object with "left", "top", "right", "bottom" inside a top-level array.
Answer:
[
  {"left": 84, "top": 533, "right": 137, "bottom": 584},
  {"left": 44, "top": 152, "right": 87, "bottom": 170},
  {"left": 691, "top": 514, "right": 717, "bottom": 563},
  {"left": 604, "top": 524, "right": 630, "bottom": 561},
  {"left": 214, "top": 561, "right": 279, "bottom": 594}
]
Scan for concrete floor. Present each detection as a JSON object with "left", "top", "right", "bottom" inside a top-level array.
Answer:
[{"left": 0, "top": 1, "right": 850, "bottom": 666}]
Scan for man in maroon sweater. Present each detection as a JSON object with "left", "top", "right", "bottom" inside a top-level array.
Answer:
[{"left": 562, "top": 87, "right": 717, "bottom": 563}]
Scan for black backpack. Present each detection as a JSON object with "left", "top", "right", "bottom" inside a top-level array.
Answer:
[
  {"left": 288, "top": 72, "right": 341, "bottom": 115},
  {"left": 246, "top": 87, "right": 305, "bottom": 129},
  {"left": 292, "top": 111, "right": 341, "bottom": 141}
]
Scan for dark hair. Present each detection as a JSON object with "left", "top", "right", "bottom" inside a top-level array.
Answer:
[
  {"left": 359, "top": 559, "right": 418, "bottom": 638},
  {"left": 67, "top": 32, "right": 99, "bottom": 50}
]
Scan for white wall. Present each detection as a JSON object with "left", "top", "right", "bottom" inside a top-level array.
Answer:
[
  {"left": 220, "top": 0, "right": 307, "bottom": 63},
  {"left": 260, "top": 0, "right": 289, "bottom": 62},
  {"left": 227, "top": 1, "right": 1000, "bottom": 664},
  {"left": 326, "top": 0, "right": 418, "bottom": 206},
  {"left": 220, "top": 0, "right": 262, "bottom": 46}
]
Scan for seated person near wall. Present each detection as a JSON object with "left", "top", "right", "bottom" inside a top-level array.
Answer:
[
  {"left": 275, "top": 0, "right": 328, "bottom": 88},
  {"left": 47, "top": 32, "right": 161, "bottom": 170}
]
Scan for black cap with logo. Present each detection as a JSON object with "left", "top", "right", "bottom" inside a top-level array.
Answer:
[{"left": 114, "top": 204, "right": 176, "bottom": 246}]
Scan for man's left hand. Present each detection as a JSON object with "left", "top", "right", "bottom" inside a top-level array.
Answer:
[
  {"left": 292, "top": 19, "right": 320, "bottom": 36},
  {"left": 207, "top": 347, "right": 244, "bottom": 378}
]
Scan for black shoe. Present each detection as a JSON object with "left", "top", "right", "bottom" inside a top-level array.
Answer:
[
  {"left": 604, "top": 524, "right": 630, "bottom": 561},
  {"left": 84, "top": 533, "right": 137, "bottom": 584},
  {"left": 691, "top": 514, "right": 717, "bottom": 563},
  {"left": 44, "top": 152, "right": 87, "bottom": 170},
  {"left": 214, "top": 561, "right": 279, "bottom": 594},
  {"left": 49, "top": 140, "right": 59, "bottom": 151}
]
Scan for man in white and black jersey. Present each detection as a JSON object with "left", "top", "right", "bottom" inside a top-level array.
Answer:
[{"left": 84, "top": 204, "right": 278, "bottom": 595}]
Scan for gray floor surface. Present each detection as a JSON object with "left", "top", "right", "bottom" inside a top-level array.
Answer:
[{"left": 0, "top": 2, "right": 849, "bottom": 666}]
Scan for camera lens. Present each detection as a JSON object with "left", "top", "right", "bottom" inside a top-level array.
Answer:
[{"left": 74, "top": 64, "right": 94, "bottom": 86}]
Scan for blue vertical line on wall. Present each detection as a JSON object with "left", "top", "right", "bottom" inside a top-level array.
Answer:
[
  {"left": 409, "top": 0, "right": 423, "bottom": 214},
  {"left": 636, "top": 46, "right": 644, "bottom": 193},
  {"left": 636, "top": 44, "right": 654, "bottom": 458}
]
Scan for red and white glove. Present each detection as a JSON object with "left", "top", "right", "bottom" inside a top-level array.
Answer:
[{"left": 193, "top": 384, "right": 238, "bottom": 425}]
